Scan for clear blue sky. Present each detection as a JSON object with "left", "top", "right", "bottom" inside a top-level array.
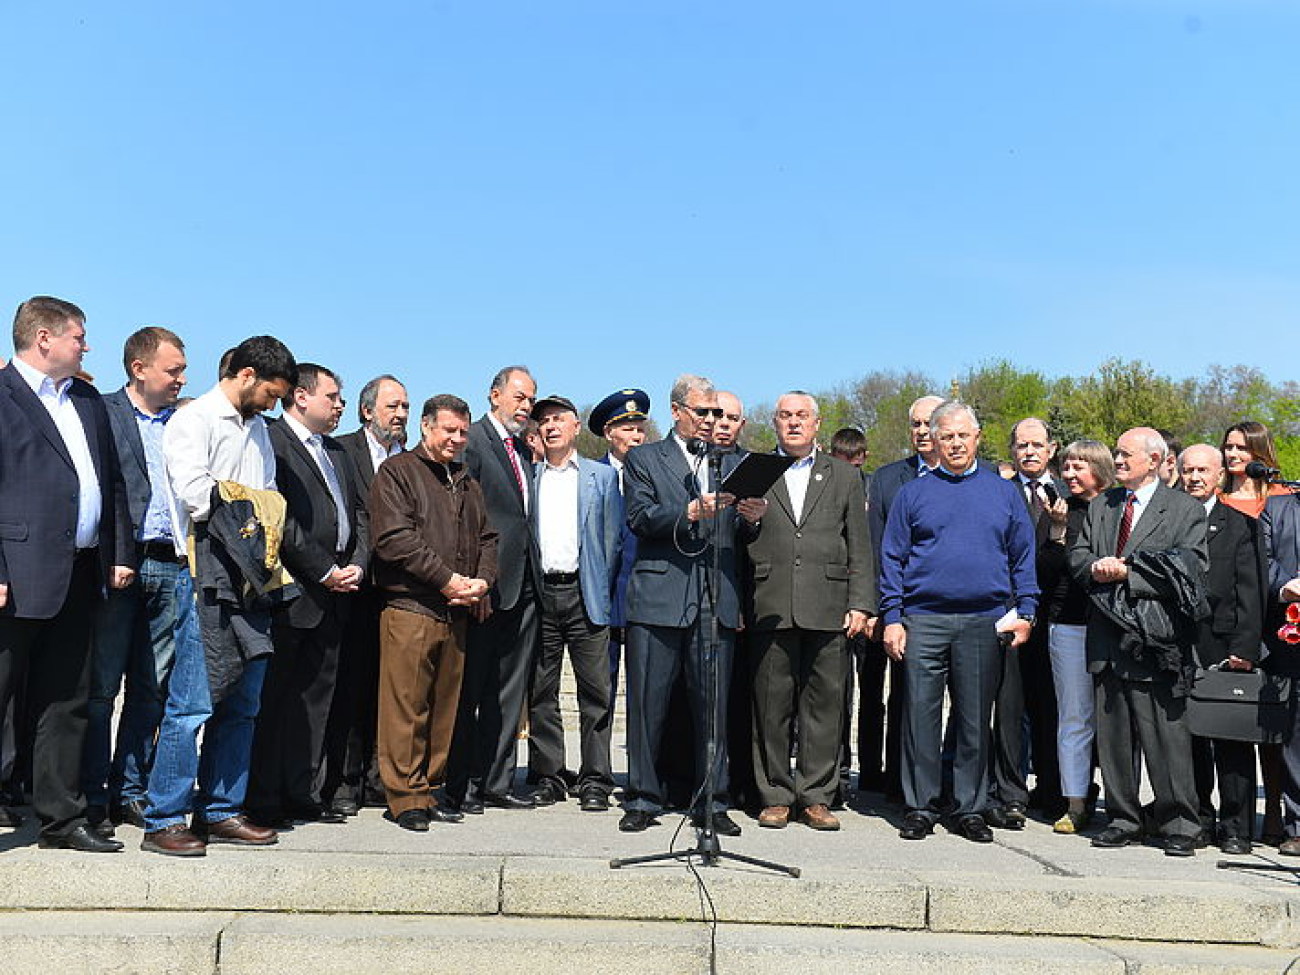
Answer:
[{"left": 3, "top": 2, "right": 1296, "bottom": 431}]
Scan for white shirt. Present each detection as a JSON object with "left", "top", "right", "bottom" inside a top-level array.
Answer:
[
  {"left": 283, "top": 413, "right": 351, "bottom": 554},
  {"left": 1019, "top": 473, "right": 1054, "bottom": 503},
  {"left": 781, "top": 449, "right": 817, "bottom": 523},
  {"left": 1202, "top": 496, "right": 1217, "bottom": 515},
  {"left": 1124, "top": 478, "right": 1161, "bottom": 533},
  {"left": 12, "top": 356, "right": 101, "bottom": 548},
  {"left": 488, "top": 413, "right": 530, "bottom": 513},
  {"left": 537, "top": 452, "right": 580, "bottom": 573},
  {"left": 363, "top": 427, "right": 401, "bottom": 474},
  {"left": 607, "top": 452, "right": 625, "bottom": 493},
  {"left": 164, "top": 384, "right": 277, "bottom": 547}
]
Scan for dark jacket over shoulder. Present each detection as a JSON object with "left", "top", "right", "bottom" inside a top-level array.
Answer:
[{"left": 370, "top": 449, "right": 498, "bottom": 619}]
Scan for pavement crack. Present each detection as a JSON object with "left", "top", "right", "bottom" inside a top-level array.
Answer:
[{"left": 996, "top": 840, "right": 1079, "bottom": 877}]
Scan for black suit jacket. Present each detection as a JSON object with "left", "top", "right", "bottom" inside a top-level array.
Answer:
[
  {"left": 1196, "top": 500, "right": 1264, "bottom": 665},
  {"left": 0, "top": 363, "right": 135, "bottom": 619},
  {"left": 463, "top": 416, "right": 541, "bottom": 611},
  {"left": 335, "top": 428, "right": 389, "bottom": 497},
  {"left": 268, "top": 418, "right": 370, "bottom": 630}
]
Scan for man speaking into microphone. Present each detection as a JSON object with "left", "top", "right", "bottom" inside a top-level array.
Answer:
[
  {"left": 618, "top": 374, "right": 765, "bottom": 835},
  {"left": 878, "top": 401, "right": 1038, "bottom": 844}
]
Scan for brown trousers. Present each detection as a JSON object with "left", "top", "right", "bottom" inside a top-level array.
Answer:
[{"left": 377, "top": 606, "right": 466, "bottom": 816}]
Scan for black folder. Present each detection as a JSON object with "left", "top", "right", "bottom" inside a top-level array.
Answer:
[{"left": 721, "top": 452, "right": 795, "bottom": 500}]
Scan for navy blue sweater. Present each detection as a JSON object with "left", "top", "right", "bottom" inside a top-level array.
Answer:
[{"left": 878, "top": 466, "right": 1039, "bottom": 625}]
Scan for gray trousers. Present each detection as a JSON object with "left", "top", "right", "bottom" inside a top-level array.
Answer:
[
  {"left": 900, "top": 614, "right": 1001, "bottom": 821},
  {"left": 1094, "top": 667, "right": 1199, "bottom": 838}
]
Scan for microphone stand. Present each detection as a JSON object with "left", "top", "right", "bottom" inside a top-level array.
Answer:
[{"left": 611, "top": 443, "right": 799, "bottom": 878}]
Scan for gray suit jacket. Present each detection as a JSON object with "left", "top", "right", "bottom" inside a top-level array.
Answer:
[
  {"left": 1068, "top": 481, "right": 1208, "bottom": 678},
  {"left": 746, "top": 451, "right": 874, "bottom": 631},
  {"left": 623, "top": 437, "right": 755, "bottom": 630}
]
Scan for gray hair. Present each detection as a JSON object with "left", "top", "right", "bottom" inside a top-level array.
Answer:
[
  {"left": 776, "top": 390, "right": 819, "bottom": 417},
  {"left": 928, "top": 400, "right": 980, "bottom": 436},
  {"left": 1008, "top": 416, "right": 1053, "bottom": 452},
  {"left": 909, "top": 394, "right": 945, "bottom": 418},
  {"left": 670, "top": 373, "right": 715, "bottom": 406},
  {"left": 356, "top": 374, "right": 403, "bottom": 425},
  {"left": 489, "top": 365, "right": 534, "bottom": 398}
]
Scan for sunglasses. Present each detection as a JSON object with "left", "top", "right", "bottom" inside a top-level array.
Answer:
[{"left": 682, "top": 406, "right": 724, "bottom": 418}]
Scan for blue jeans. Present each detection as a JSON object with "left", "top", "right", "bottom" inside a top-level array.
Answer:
[
  {"left": 83, "top": 555, "right": 181, "bottom": 809},
  {"left": 144, "top": 569, "right": 268, "bottom": 831}
]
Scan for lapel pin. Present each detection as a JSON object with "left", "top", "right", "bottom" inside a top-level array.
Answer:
[{"left": 814, "top": 473, "right": 823, "bottom": 482}]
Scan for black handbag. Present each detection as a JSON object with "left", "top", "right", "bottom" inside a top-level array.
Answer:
[{"left": 1186, "top": 665, "right": 1294, "bottom": 744}]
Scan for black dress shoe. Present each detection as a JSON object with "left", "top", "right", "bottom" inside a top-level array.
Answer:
[
  {"left": 618, "top": 810, "right": 659, "bottom": 832},
  {"left": 92, "top": 819, "right": 117, "bottom": 839},
  {"left": 482, "top": 792, "right": 536, "bottom": 810},
  {"left": 954, "top": 814, "right": 994, "bottom": 843},
  {"left": 1219, "top": 836, "right": 1252, "bottom": 855},
  {"left": 984, "top": 803, "right": 1026, "bottom": 830},
  {"left": 395, "top": 808, "right": 430, "bottom": 832},
  {"left": 427, "top": 804, "right": 465, "bottom": 824},
  {"left": 1091, "top": 826, "right": 1141, "bottom": 848},
  {"left": 529, "top": 780, "right": 568, "bottom": 806},
  {"left": 452, "top": 798, "right": 485, "bottom": 815},
  {"left": 288, "top": 804, "right": 346, "bottom": 824},
  {"left": 0, "top": 805, "right": 23, "bottom": 828},
  {"left": 1164, "top": 834, "right": 1197, "bottom": 857},
  {"left": 110, "top": 798, "right": 148, "bottom": 829},
  {"left": 691, "top": 811, "right": 742, "bottom": 837},
  {"left": 39, "top": 824, "right": 125, "bottom": 853},
  {"left": 898, "top": 812, "right": 933, "bottom": 841},
  {"left": 579, "top": 787, "right": 610, "bottom": 812},
  {"left": 330, "top": 797, "right": 360, "bottom": 817}
]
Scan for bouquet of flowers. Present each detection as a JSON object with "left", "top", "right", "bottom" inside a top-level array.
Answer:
[{"left": 1277, "top": 603, "right": 1300, "bottom": 644}]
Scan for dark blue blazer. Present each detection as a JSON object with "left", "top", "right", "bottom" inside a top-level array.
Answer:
[
  {"left": 622, "top": 437, "right": 755, "bottom": 630},
  {"left": 0, "top": 363, "right": 134, "bottom": 619},
  {"left": 597, "top": 453, "right": 638, "bottom": 628},
  {"left": 102, "top": 387, "right": 154, "bottom": 539}
]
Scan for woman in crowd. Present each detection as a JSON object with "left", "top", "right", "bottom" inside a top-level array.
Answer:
[
  {"left": 1040, "top": 439, "right": 1114, "bottom": 834},
  {"left": 1220, "top": 420, "right": 1289, "bottom": 845}
]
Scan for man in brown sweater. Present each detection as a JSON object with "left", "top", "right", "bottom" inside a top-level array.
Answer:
[{"left": 369, "top": 394, "right": 498, "bottom": 831}]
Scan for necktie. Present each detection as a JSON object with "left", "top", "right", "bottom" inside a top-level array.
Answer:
[
  {"left": 309, "top": 435, "right": 350, "bottom": 553},
  {"left": 1115, "top": 491, "right": 1136, "bottom": 557},
  {"left": 1026, "top": 480, "right": 1044, "bottom": 518},
  {"left": 503, "top": 435, "right": 529, "bottom": 511}
]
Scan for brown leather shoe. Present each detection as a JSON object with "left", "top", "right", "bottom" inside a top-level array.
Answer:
[
  {"left": 758, "top": 805, "right": 790, "bottom": 828},
  {"left": 141, "top": 824, "right": 207, "bottom": 857},
  {"left": 800, "top": 803, "right": 841, "bottom": 831},
  {"left": 197, "top": 814, "right": 278, "bottom": 846},
  {"left": 1279, "top": 836, "right": 1300, "bottom": 857}
]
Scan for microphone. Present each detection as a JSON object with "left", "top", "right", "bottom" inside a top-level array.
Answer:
[
  {"left": 1246, "top": 460, "right": 1282, "bottom": 481},
  {"left": 686, "top": 437, "right": 714, "bottom": 456}
]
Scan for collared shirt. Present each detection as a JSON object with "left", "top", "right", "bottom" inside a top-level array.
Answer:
[
  {"left": 672, "top": 431, "right": 710, "bottom": 494},
  {"left": 607, "top": 452, "right": 625, "bottom": 493},
  {"left": 12, "top": 356, "right": 101, "bottom": 548},
  {"left": 938, "top": 460, "right": 979, "bottom": 478},
  {"left": 1202, "top": 495, "right": 1217, "bottom": 515},
  {"left": 780, "top": 448, "right": 817, "bottom": 522},
  {"left": 163, "top": 384, "right": 276, "bottom": 547},
  {"left": 128, "top": 394, "right": 175, "bottom": 543},
  {"left": 537, "top": 451, "right": 580, "bottom": 573},
  {"left": 282, "top": 412, "right": 351, "bottom": 554},
  {"left": 916, "top": 459, "right": 933, "bottom": 478},
  {"left": 1125, "top": 478, "right": 1161, "bottom": 533},
  {"left": 1018, "top": 473, "right": 1053, "bottom": 503},
  {"left": 488, "top": 413, "right": 531, "bottom": 513},
  {"left": 363, "top": 426, "right": 402, "bottom": 474}
]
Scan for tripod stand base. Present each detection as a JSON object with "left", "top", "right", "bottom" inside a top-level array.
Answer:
[{"left": 610, "top": 826, "right": 801, "bottom": 878}]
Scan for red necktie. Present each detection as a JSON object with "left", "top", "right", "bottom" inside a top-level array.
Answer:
[
  {"left": 1115, "top": 491, "right": 1135, "bottom": 557},
  {"left": 503, "top": 435, "right": 527, "bottom": 504}
]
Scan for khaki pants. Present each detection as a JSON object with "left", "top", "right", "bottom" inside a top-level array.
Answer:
[{"left": 377, "top": 606, "right": 466, "bottom": 816}]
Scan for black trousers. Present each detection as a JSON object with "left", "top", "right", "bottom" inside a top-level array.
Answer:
[
  {"left": 447, "top": 582, "right": 540, "bottom": 802},
  {"left": 0, "top": 552, "right": 98, "bottom": 837},
  {"left": 991, "top": 626, "right": 1062, "bottom": 811},
  {"left": 1191, "top": 734, "right": 1256, "bottom": 841},
  {"left": 624, "top": 613, "right": 733, "bottom": 815},
  {"left": 322, "top": 588, "right": 383, "bottom": 806},
  {"left": 854, "top": 641, "right": 904, "bottom": 794},
  {"left": 527, "top": 579, "right": 613, "bottom": 792},
  {"left": 247, "top": 602, "right": 344, "bottom": 814},
  {"left": 1094, "top": 667, "right": 1199, "bottom": 838},
  {"left": 751, "top": 628, "right": 847, "bottom": 808}
]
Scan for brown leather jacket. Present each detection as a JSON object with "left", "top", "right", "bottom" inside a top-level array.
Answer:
[{"left": 369, "top": 449, "right": 498, "bottom": 619}]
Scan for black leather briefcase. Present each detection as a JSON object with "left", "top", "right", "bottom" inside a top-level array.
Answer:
[{"left": 1186, "top": 667, "right": 1293, "bottom": 744}]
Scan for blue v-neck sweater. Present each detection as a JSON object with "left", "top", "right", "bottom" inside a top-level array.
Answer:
[{"left": 878, "top": 466, "right": 1039, "bottom": 625}]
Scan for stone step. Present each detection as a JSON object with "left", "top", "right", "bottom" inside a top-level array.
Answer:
[
  {"left": 0, "top": 850, "right": 1294, "bottom": 948},
  {"left": 0, "top": 912, "right": 1296, "bottom": 975}
]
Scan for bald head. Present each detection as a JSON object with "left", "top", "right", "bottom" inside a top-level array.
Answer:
[
  {"left": 1179, "top": 443, "right": 1223, "bottom": 502},
  {"left": 1114, "top": 427, "right": 1167, "bottom": 491},
  {"left": 909, "top": 395, "right": 946, "bottom": 463}
]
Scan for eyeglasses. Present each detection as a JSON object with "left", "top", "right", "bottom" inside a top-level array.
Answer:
[{"left": 681, "top": 405, "right": 724, "bottom": 418}]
